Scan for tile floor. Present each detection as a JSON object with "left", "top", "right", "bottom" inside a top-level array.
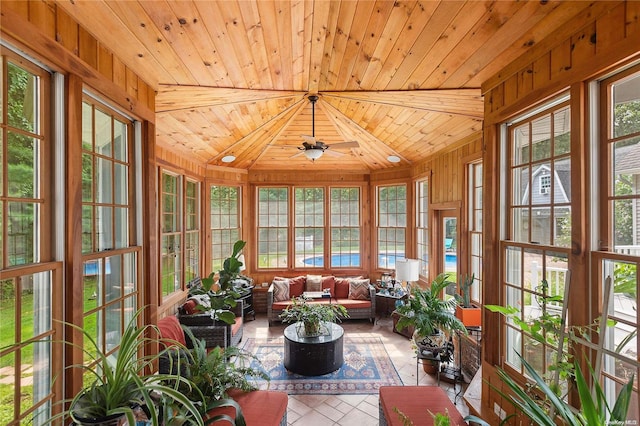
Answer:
[{"left": 243, "top": 314, "right": 469, "bottom": 426}]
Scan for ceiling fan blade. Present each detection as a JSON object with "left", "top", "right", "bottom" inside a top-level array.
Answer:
[
  {"left": 329, "top": 141, "right": 359, "bottom": 149},
  {"left": 290, "top": 151, "right": 306, "bottom": 158},
  {"left": 325, "top": 150, "right": 345, "bottom": 157},
  {"left": 301, "top": 135, "right": 317, "bottom": 144}
]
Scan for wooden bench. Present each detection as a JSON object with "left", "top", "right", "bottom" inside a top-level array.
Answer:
[{"left": 378, "top": 386, "right": 467, "bottom": 426}]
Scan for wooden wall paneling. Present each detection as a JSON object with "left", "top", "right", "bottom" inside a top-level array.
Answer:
[
  {"left": 532, "top": 52, "right": 551, "bottom": 93},
  {"left": 112, "top": 55, "right": 127, "bottom": 93},
  {"left": 78, "top": 25, "right": 98, "bottom": 70},
  {"left": 550, "top": 39, "right": 572, "bottom": 81},
  {"left": 64, "top": 73, "right": 85, "bottom": 403},
  {"left": 1, "top": 5, "right": 155, "bottom": 122},
  {"left": 571, "top": 23, "right": 597, "bottom": 67},
  {"left": 482, "top": 111, "right": 501, "bottom": 366},
  {"left": 503, "top": 74, "right": 519, "bottom": 109},
  {"left": 126, "top": 67, "right": 138, "bottom": 99},
  {"left": 3, "top": 0, "right": 29, "bottom": 18},
  {"left": 627, "top": 1, "right": 640, "bottom": 38},
  {"left": 97, "top": 44, "right": 113, "bottom": 81},
  {"left": 596, "top": 2, "right": 627, "bottom": 55},
  {"left": 481, "top": 1, "right": 624, "bottom": 94},
  {"left": 54, "top": 7, "right": 78, "bottom": 54},
  {"left": 517, "top": 64, "right": 534, "bottom": 99},
  {"left": 29, "top": 0, "right": 56, "bottom": 39}
]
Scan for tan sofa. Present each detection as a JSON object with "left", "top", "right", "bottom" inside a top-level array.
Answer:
[{"left": 267, "top": 275, "right": 376, "bottom": 326}]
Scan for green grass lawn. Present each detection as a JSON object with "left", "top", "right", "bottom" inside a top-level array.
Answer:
[{"left": 0, "top": 277, "right": 98, "bottom": 424}]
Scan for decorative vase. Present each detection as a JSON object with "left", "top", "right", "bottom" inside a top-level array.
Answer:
[{"left": 305, "top": 321, "right": 320, "bottom": 335}]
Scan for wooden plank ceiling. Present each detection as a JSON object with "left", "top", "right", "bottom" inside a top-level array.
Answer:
[{"left": 57, "top": 0, "right": 596, "bottom": 171}]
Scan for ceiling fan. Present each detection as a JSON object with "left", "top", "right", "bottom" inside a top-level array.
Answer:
[{"left": 291, "top": 95, "right": 359, "bottom": 161}]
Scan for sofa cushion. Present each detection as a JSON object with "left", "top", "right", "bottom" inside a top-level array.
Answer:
[
  {"left": 274, "top": 276, "right": 305, "bottom": 297},
  {"left": 231, "top": 317, "right": 243, "bottom": 336},
  {"left": 306, "top": 274, "right": 322, "bottom": 292},
  {"left": 182, "top": 299, "right": 198, "bottom": 315},
  {"left": 348, "top": 278, "right": 371, "bottom": 300},
  {"left": 335, "top": 298, "right": 372, "bottom": 309},
  {"left": 321, "top": 275, "right": 335, "bottom": 295},
  {"left": 209, "top": 389, "right": 288, "bottom": 426},
  {"left": 334, "top": 277, "right": 350, "bottom": 298},
  {"left": 272, "top": 280, "right": 290, "bottom": 302},
  {"left": 157, "top": 315, "right": 186, "bottom": 348}
]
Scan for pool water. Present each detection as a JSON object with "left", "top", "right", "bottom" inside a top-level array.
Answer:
[{"left": 302, "top": 253, "right": 457, "bottom": 269}]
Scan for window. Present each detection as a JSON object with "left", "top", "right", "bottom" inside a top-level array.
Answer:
[
  {"left": 416, "top": 180, "right": 429, "bottom": 277},
  {"left": 184, "top": 180, "right": 199, "bottom": 283},
  {"left": 0, "top": 50, "right": 62, "bottom": 425},
  {"left": 256, "top": 185, "right": 362, "bottom": 270},
  {"left": 502, "top": 96, "right": 571, "bottom": 381},
  {"left": 330, "top": 187, "right": 361, "bottom": 268},
  {"left": 210, "top": 185, "right": 240, "bottom": 272},
  {"left": 257, "top": 187, "right": 288, "bottom": 268},
  {"left": 539, "top": 174, "right": 551, "bottom": 195},
  {"left": 597, "top": 65, "right": 640, "bottom": 415},
  {"left": 468, "top": 162, "right": 483, "bottom": 303},
  {"left": 377, "top": 184, "right": 407, "bottom": 269},
  {"left": 81, "top": 97, "right": 139, "bottom": 395},
  {"left": 160, "top": 171, "right": 181, "bottom": 297},
  {"left": 294, "top": 188, "right": 324, "bottom": 267}
]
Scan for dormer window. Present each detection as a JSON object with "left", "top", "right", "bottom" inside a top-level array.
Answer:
[{"left": 539, "top": 174, "right": 551, "bottom": 194}]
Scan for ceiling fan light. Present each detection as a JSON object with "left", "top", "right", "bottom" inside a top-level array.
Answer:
[
  {"left": 221, "top": 155, "right": 236, "bottom": 163},
  {"left": 304, "top": 149, "right": 324, "bottom": 161},
  {"left": 387, "top": 155, "right": 401, "bottom": 163}
]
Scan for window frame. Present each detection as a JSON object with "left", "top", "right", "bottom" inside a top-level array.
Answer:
[
  {"left": 500, "top": 94, "right": 572, "bottom": 382},
  {"left": 376, "top": 183, "right": 408, "bottom": 271},
  {"left": 415, "top": 178, "right": 429, "bottom": 278},
  {"left": 210, "top": 184, "right": 241, "bottom": 274},
  {"left": 255, "top": 184, "right": 364, "bottom": 271}
]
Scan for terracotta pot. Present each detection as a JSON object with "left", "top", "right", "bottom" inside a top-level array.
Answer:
[{"left": 455, "top": 305, "right": 481, "bottom": 327}]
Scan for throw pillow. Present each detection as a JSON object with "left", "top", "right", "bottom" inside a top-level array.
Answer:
[
  {"left": 272, "top": 280, "right": 290, "bottom": 302},
  {"left": 306, "top": 274, "right": 322, "bottom": 292},
  {"left": 348, "top": 278, "right": 371, "bottom": 300},
  {"left": 321, "top": 275, "right": 335, "bottom": 295}
]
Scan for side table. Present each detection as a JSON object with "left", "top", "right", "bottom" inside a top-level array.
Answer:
[
  {"left": 375, "top": 292, "right": 407, "bottom": 317},
  {"left": 236, "top": 286, "right": 255, "bottom": 321}
]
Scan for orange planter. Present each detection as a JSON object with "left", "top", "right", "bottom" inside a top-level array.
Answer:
[{"left": 455, "top": 305, "right": 482, "bottom": 327}]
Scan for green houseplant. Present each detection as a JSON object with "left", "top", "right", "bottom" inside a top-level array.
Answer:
[
  {"left": 454, "top": 273, "right": 481, "bottom": 327},
  {"left": 192, "top": 240, "right": 247, "bottom": 325},
  {"left": 279, "top": 296, "right": 349, "bottom": 336},
  {"left": 464, "top": 353, "right": 634, "bottom": 426},
  {"left": 394, "top": 273, "right": 466, "bottom": 363},
  {"left": 61, "top": 307, "right": 204, "bottom": 426},
  {"left": 161, "top": 328, "right": 270, "bottom": 425}
]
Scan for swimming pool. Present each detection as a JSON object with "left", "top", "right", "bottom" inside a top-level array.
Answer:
[{"left": 302, "top": 253, "right": 457, "bottom": 268}]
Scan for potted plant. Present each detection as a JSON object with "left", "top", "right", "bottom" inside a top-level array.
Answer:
[
  {"left": 279, "top": 296, "right": 348, "bottom": 336},
  {"left": 394, "top": 273, "right": 467, "bottom": 372},
  {"left": 161, "top": 328, "right": 269, "bottom": 425},
  {"left": 454, "top": 273, "right": 481, "bottom": 327},
  {"left": 191, "top": 240, "right": 247, "bottom": 325},
  {"left": 58, "top": 307, "right": 204, "bottom": 426},
  {"left": 464, "top": 353, "right": 634, "bottom": 426}
]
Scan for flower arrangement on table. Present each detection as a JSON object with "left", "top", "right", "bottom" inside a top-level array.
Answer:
[{"left": 279, "top": 296, "right": 349, "bottom": 336}]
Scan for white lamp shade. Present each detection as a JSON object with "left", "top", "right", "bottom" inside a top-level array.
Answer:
[
  {"left": 237, "top": 254, "right": 246, "bottom": 271},
  {"left": 304, "top": 149, "right": 323, "bottom": 160},
  {"left": 395, "top": 259, "right": 419, "bottom": 282}
]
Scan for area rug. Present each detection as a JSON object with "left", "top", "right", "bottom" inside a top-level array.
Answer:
[{"left": 240, "top": 336, "right": 403, "bottom": 395}]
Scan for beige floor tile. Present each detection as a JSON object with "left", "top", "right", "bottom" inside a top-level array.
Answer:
[{"left": 243, "top": 313, "right": 470, "bottom": 423}]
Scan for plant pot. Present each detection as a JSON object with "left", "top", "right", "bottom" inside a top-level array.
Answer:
[
  {"left": 455, "top": 305, "right": 481, "bottom": 327},
  {"left": 72, "top": 413, "right": 127, "bottom": 426},
  {"left": 421, "top": 358, "right": 440, "bottom": 374}
]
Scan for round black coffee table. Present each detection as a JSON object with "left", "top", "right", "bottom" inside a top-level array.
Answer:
[{"left": 283, "top": 322, "right": 344, "bottom": 376}]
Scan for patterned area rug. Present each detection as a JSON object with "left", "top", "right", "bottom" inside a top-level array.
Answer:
[{"left": 241, "top": 336, "right": 403, "bottom": 395}]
